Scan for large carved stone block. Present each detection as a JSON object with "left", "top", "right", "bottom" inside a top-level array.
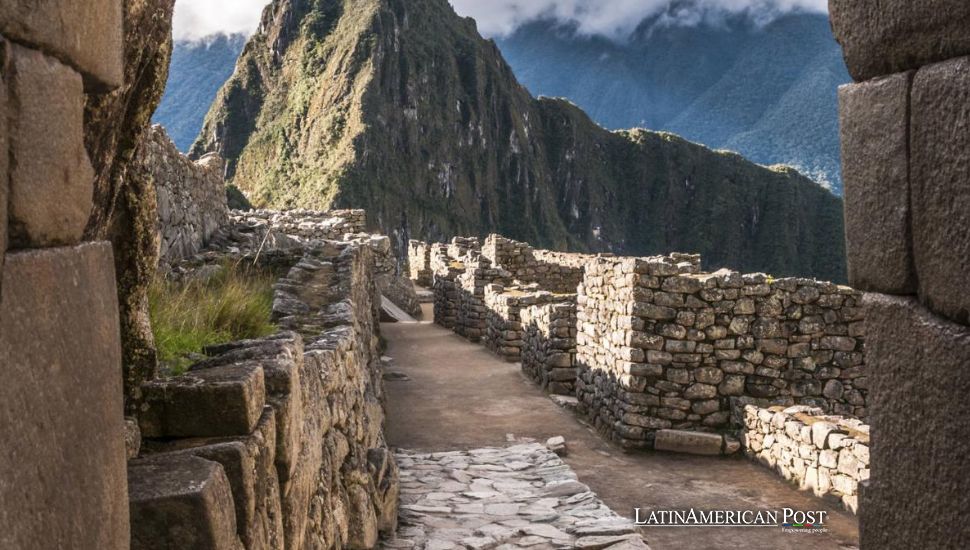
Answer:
[
  {"left": 0, "top": 56, "right": 7, "bottom": 271},
  {"left": 911, "top": 56, "right": 970, "bottom": 326},
  {"left": 5, "top": 43, "right": 94, "bottom": 248},
  {"left": 129, "top": 454, "right": 242, "bottom": 550},
  {"left": 830, "top": 0, "right": 970, "bottom": 81},
  {"left": 143, "top": 408, "right": 284, "bottom": 550},
  {"left": 0, "top": 0, "right": 123, "bottom": 90},
  {"left": 0, "top": 243, "right": 128, "bottom": 549},
  {"left": 861, "top": 294, "right": 970, "bottom": 548},
  {"left": 139, "top": 364, "right": 267, "bottom": 438},
  {"left": 838, "top": 73, "right": 916, "bottom": 294}
]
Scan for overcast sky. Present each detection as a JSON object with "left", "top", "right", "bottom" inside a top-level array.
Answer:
[{"left": 173, "top": 0, "right": 828, "bottom": 41}]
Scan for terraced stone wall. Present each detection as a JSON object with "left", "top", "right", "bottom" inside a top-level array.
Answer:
[{"left": 131, "top": 237, "right": 399, "bottom": 549}]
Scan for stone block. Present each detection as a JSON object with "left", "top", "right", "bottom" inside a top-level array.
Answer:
[
  {"left": 0, "top": 60, "right": 6, "bottom": 267},
  {"left": 861, "top": 294, "right": 970, "bottom": 548},
  {"left": 129, "top": 454, "right": 242, "bottom": 550},
  {"left": 654, "top": 429, "right": 724, "bottom": 456},
  {"left": 5, "top": 43, "right": 94, "bottom": 248},
  {"left": 911, "top": 56, "right": 970, "bottom": 325},
  {"left": 0, "top": 0, "right": 123, "bottom": 90},
  {"left": 142, "top": 408, "right": 284, "bottom": 550},
  {"left": 839, "top": 74, "right": 917, "bottom": 294},
  {"left": 0, "top": 243, "right": 128, "bottom": 549},
  {"left": 140, "top": 364, "right": 266, "bottom": 438},
  {"left": 830, "top": 0, "right": 970, "bottom": 81}
]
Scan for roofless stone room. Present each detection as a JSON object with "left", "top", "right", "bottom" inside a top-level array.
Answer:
[{"left": 0, "top": 0, "right": 967, "bottom": 548}]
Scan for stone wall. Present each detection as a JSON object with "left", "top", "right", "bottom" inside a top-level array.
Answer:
[
  {"left": 739, "top": 404, "right": 870, "bottom": 514},
  {"left": 483, "top": 283, "right": 573, "bottom": 362},
  {"left": 481, "top": 234, "right": 593, "bottom": 294},
  {"left": 225, "top": 209, "right": 420, "bottom": 317},
  {"left": 134, "top": 125, "right": 228, "bottom": 265},
  {"left": 0, "top": 3, "right": 131, "bottom": 547},
  {"left": 131, "top": 237, "right": 399, "bottom": 549},
  {"left": 831, "top": 3, "right": 970, "bottom": 547},
  {"left": 407, "top": 239, "right": 432, "bottom": 287},
  {"left": 520, "top": 301, "right": 579, "bottom": 395},
  {"left": 575, "top": 254, "right": 866, "bottom": 449}
]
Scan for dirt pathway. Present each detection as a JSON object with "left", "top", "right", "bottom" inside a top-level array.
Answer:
[{"left": 382, "top": 316, "right": 859, "bottom": 550}]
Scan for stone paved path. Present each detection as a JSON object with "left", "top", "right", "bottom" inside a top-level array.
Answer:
[
  {"left": 382, "top": 307, "right": 859, "bottom": 550},
  {"left": 381, "top": 444, "right": 649, "bottom": 549}
]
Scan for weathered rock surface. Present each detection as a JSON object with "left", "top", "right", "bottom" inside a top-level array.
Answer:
[
  {"left": 0, "top": 243, "right": 128, "bottom": 550},
  {"left": 839, "top": 73, "right": 916, "bottom": 294},
  {"left": 129, "top": 454, "right": 243, "bottom": 550},
  {"left": 5, "top": 42, "right": 94, "bottom": 248},
  {"left": 830, "top": 0, "right": 970, "bottom": 81},
  {"left": 0, "top": 0, "right": 123, "bottom": 90},
  {"left": 83, "top": 0, "right": 176, "bottom": 412},
  {"left": 860, "top": 294, "right": 970, "bottom": 547},
  {"left": 910, "top": 56, "right": 970, "bottom": 326}
]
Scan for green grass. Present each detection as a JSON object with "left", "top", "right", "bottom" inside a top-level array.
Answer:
[{"left": 150, "top": 261, "right": 278, "bottom": 376}]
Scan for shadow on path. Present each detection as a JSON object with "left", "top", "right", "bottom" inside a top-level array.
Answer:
[{"left": 382, "top": 318, "right": 860, "bottom": 550}]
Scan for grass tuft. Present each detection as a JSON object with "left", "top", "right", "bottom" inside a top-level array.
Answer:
[{"left": 150, "top": 261, "right": 277, "bottom": 375}]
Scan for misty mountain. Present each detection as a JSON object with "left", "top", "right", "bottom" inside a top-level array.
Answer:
[
  {"left": 190, "top": 0, "right": 847, "bottom": 282},
  {"left": 153, "top": 33, "right": 247, "bottom": 151},
  {"left": 496, "top": 12, "right": 850, "bottom": 192}
]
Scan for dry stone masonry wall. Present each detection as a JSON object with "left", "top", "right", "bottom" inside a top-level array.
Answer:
[
  {"left": 520, "top": 301, "right": 579, "bottom": 396},
  {"left": 831, "top": 2, "right": 970, "bottom": 546},
  {"left": 135, "top": 124, "right": 229, "bottom": 264},
  {"left": 0, "top": 3, "right": 131, "bottom": 548},
  {"left": 131, "top": 231, "right": 400, "bottom": 549},
  {"left": 575, "top": 256, "right": 867, "bottom": 450},
  {"left": 739, "top": 405, "right": 870, "bottom": 514},
  {"left": 413, "top": 233, "right": 871, "bottom": 509}
]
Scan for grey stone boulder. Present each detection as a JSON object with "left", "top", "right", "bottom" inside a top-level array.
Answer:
[{"left": 830, "top": 0, "right": 970, "bottom": 81}]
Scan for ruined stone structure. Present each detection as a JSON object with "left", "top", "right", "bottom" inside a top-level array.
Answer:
[
  {"left": 132, "top": 234, "right": 399, "bottom": 549},
  {"left": 520, "top": 301, "right": 579, "bottom": 396},
  {"left": 0, "top": 3, "right": 131, "bottom": 547},
  {"left": 134, "top": 125, "right": 228, "bottom": 265},
  {"left": 575, "top": 256, "right": 866, "bottom": 450},
  {"left": 407, "top": 240, "right": 432, "bottom": 287},
  {"left": 415, "top": 233, "right": 870, "bottom": 514},
  {"left": 219, "top": 209, "right": 421, "bottom": 318},
  {"left": 831, "top": 2, "right": 970, "bottom": 547},
  {"left": 740, "top": 405, "right": 870, "bottom": 513},
  {"left": 417, "top": 236, "right": 867, "bottom": 446}
]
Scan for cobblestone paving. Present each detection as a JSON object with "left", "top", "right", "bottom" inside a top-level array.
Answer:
[{"left": 381, "top": 443, "right": 650, "bottom": 549}]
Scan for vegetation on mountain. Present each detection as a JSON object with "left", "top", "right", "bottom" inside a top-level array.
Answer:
[
  {"left": 497, "top": 13, "right": 851, "bottom": 192},
  {"left": 192, "top": 0, "right": 848, "bottom": 282}
]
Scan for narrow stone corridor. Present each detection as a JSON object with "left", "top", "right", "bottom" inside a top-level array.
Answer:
[{"left": 380, "top": 313, "right": 860, "bottom": 550}]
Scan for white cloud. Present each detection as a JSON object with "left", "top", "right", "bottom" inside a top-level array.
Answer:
[
  {"left": 171, "top": 0, "right": 829, "bottom": 42},
  {"left": 449, "top": 0, "right": 829, "bottom": 38},
  {"left": 173, "top": 0, "right": 270, "bottom": 41}
]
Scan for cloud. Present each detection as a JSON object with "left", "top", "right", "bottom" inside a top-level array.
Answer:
[
  {"left": 449, "top": 0, "right": 829, "bottom": 38},
  {"left": 173, "top": 0, "right": 270, "bottom": 41},
  {"left": 170, "top": 0, "right": 829, "bottom": 42}
]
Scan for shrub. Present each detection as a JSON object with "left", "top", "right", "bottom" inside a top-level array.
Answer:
[{"left": 149, "top": 261, "right": 277, "bottom": 375}]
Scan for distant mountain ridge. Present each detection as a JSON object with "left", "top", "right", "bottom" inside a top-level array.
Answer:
[
  {"left": 153, "top": 33, "right": 247, "bottom": 151},
  {"left": 188, "top": 0, "right": 847, "bottom": 282},
  {"left": 496, "top": 12, "right": 850, "bottom": 192}
]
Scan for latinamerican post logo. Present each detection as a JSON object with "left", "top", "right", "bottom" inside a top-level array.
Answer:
[{"left": 634, "top": 508, "right": 829, "bottom": 534}]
